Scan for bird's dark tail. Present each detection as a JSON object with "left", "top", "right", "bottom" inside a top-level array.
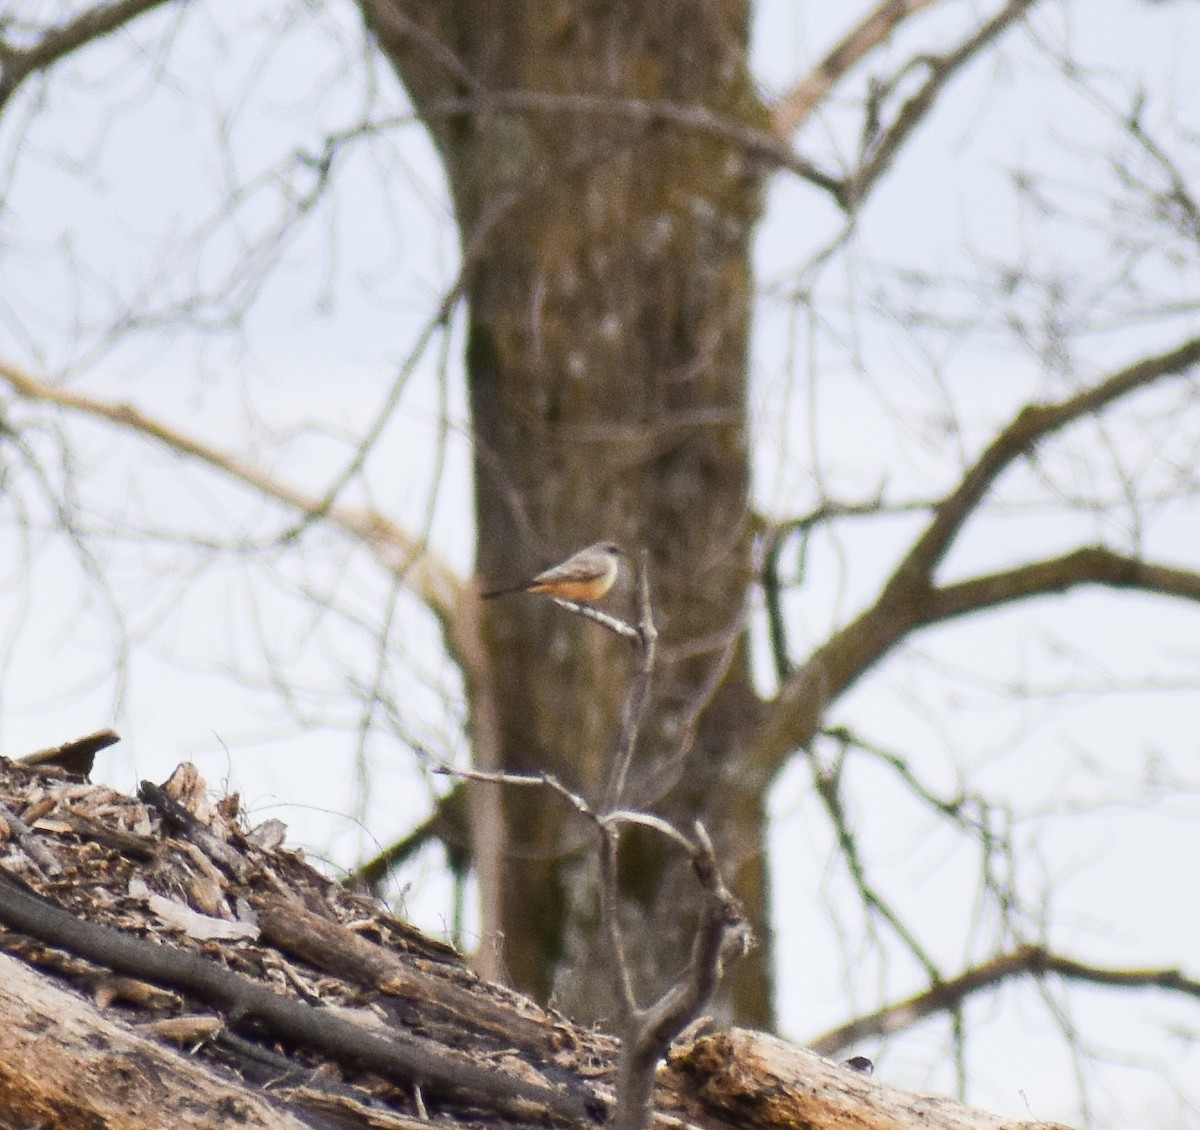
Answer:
[{"left": 481, "top": 583, "right": 528, "bottom": 600}]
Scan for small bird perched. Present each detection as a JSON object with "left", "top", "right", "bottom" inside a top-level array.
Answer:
[{"left": 482, "top": 541, "right": 624, "bottom": 603}]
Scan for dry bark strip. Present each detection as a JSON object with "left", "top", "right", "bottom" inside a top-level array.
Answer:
[
  {"left": 255, "top": 897, "right": 567, "bottom": 1056},
  {"left": 0, "top": 951, "right": 309, "bottom": 1130},
  {"left": 665, "top": 1030, "right": 1073, "bottom": 1130}
]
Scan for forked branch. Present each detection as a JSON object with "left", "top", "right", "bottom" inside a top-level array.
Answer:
[
  {"left": 436, "top": 558, "right": 749, "bottom": 1130},
  {"left": 753, "top": 336, "right": 1200, "bottom": 774},
  {"left": 889, "top": 335, "right": 1200, "bottom": 595},
  {"left": 841, "top": 0, "right": 1040, "bottom": 208},
  {"left": 771, "top": 0, "right": 942, "bottom": 139}
]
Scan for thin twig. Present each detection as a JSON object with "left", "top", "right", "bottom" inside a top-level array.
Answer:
[
  {"left": 604, "top": 553, "right": 659, "bottom": 810},
  {"left": 421, "top": 91, "right": 841, "bottom": 198},
  {"left": 807, "top": 747, "right": 940, "bottom": 982},
  {"left": 599, "top": 821, "right": 638, "bottom": 1022}
]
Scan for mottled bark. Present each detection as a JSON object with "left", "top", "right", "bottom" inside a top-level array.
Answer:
[{"left": 362, "top": 0, "right": 772, "bottom": 1024}]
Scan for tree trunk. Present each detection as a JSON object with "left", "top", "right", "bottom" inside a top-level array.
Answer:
[{"left": 363, "top": 1, "right": 773, "bottom": 1025}]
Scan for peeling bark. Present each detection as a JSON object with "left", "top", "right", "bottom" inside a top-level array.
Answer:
[{"left": 0, "top": 952, "right": 308, "bottom": 1130}]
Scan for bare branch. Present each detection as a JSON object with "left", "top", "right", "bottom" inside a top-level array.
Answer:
[
  {"left": 431, "top": 721, "right": 749, "bottom": 1130},
  {"left": 771, "top": 0, "right": 943, "bottom": 139},
  {"left": 759, "top": 495, "right": 938, "bottom": 679},
  {"left": 821, "top": 725, "right": 1003, "bottom": 835},
  {"left": 610, "top": 821, "right": 750, "bottom": 1130},
  {"left": 604, "top": 553, "right": 659, "bottom": 810},
  {"left": 600, "top": 810, "right": 698, "bottom": 854},
  {"left": 925, "top": 547, "right": 1200, "bottom": 623},
  {"left": 807, "top": 744, "right": 941, "bottom": 981},
  {"left": 888, "top": 335, "right": 1200, "bottom": 596},
  {"left": 0, "top": 0, "right": 174, "bottom": 113},
  {"left": 598, "top": 818, "right": 639, "bottom": 1026},
  {"left": 550, "top": 596, "right": 643, "bottom": 644},
  {"left": 1123, "top": 98, "right": 1200, "bottom": 250},
  {"left": 418, "top": 91, "right": 843, "bottom": 198},
  {"left": 1027, "top": 28, "right": 1200, "bottom": 251},
  {"left": 809, "top": 944, "right": 1200, "bottom": 1056},
  {"left": 0, "top": 357, "right": 465, "bottom": 632},
  {"left": 842, "top": 0, "right": 1040, "bottom": 209},
  {"left": 752, "top": 336, "right": 1200, "bottom": 774}
]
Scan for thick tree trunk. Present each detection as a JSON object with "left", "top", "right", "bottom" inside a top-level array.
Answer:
[{"left": 364, "top": 1, "right": 772, "bottom": 1025}]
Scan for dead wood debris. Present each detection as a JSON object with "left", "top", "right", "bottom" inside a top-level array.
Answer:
[
  {"left": 0, "top": 752, "right": 1075, "bottom": 1130},
  {"left": 0, "top": 755, "right": 605, "bottom": 1127}
]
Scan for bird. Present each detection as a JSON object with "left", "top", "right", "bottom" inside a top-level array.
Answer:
[{"left": 481, "top": 541, "right": 625, "bottom": 603}]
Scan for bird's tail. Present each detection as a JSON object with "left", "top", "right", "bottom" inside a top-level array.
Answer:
[{"left": 481, "top": 583, "right": 529, "bottom": 600}]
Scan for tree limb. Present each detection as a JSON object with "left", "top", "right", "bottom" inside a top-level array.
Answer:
[
  {"left": 770, "top": 0, "right": 943, "bottom": 139},
  {"left": 604, "top": 553, "right": 659, "bottom": 810},
  {"left": 610, "top": 822, "right": 750, "bottom": 1130},
  {"left": 809, "top": 944, "right": 1200, "bottom": 1056},
  {"left": 925, "top": 547, "right": 1200, "bottom": 623},
  {"left": 842, "top": 0, "right": 1040, "bottom": 208},
  {"left": 887, "top": 336, "right": 1200, "bottom": 597},
  {"left": 0, "top": 0, "right": 174, "bottom": 113},
  {"left": 0, "top": 357, "right": 467, "bottom": 650},
  {"left": 751, "top": 336, "right": 1200, "bottom": 775},
  {"left": 429, "top": 769, "right": 750, "bottom": 1130}
]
